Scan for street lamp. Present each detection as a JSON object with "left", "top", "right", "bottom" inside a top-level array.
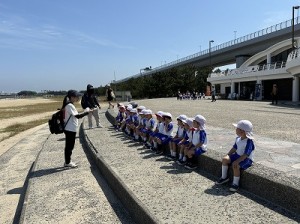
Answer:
[
  {"left": 209, "top": 40, "right": 214, "bottom": 71},
  {"left": 140, "top": 66, "right": 152, "bottom": 75},
  {"left": 292, "top": 6, "right": 300, "bottom": 49}
]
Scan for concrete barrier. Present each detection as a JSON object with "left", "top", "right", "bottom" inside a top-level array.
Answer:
[
  {"left": 104, "top": 109, "right": 300, "bottom": 215},
  {"left": 80, "top": 119, "right": 159, "bottom": 224}
]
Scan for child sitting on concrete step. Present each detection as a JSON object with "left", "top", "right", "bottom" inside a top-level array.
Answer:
[
  {"left": 166, "top": 114, "right": 187, "bottom": 160},
  {"left": 184, "top": 115, "right": 207, "bottom": 170},
  {"left": 215, "top": 120, "right": 255, "bottom": 192}
]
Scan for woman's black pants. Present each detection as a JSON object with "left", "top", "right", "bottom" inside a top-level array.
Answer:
[{"left": 64, "top": 130, "right": 76, "bottom": 164}]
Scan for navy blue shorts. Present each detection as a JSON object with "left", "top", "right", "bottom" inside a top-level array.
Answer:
[
  {"left": 229, "top": 153, "right": 253, "bottom": 170},
  {"left": 157, "top": 134, "right": 172, "bottom": 144},
  {"left": 172, "top": 138, "right": 182, "bottom": 144},
  {"left": 195, "top": 147, "right": 206, "bottom": 156}
]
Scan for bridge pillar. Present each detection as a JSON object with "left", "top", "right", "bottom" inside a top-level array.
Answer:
[
  {"left": 235, "top": 55, "right": 251, "bottom": 68},
  {"left": 292, "top": 76, "right": 300, "bottom": 102}
]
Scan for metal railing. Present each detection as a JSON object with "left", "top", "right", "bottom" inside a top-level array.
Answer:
[
  {"left": 209, "top": 61, "right": 286, "bottom": 78},
  {"left": 287, "top": 47, "right": 300, "bottom": 61},
  {"left": 154, "top": 16, "right": 299, "bottom": 71}
]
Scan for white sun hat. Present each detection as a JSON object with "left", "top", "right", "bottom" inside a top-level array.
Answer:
[
  {"left": 193, "top": 115, "right": 206, "bottom": 129},
  {"left": 176, "top": 114, "right": 187, "bottom": 121},
  {"left": 233, "top": 120, "right": 254, "bottom": 139}
]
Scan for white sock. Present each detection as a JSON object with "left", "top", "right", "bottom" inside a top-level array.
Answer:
[
  {"left": 172, "top": 151, "right": 176, "bottom": 157},
  {"left": 135, "top": 134, "right": 139, "bottom": 140},
  {"left": 179, "top": 153, "right": 183, "bottom": 160},
  {"left": 182, "top": 156, "right": 186, "bottom": 162},
  {"left": 153, "top": 142, "right": 157, "bottom": 148},
  {"left": 221, "top": 165, "right": 228, "bottom": 179},
  {"left": 233, "top": 176, "right": 240, "bottom": 186}
]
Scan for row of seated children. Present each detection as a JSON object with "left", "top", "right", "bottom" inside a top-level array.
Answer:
[
  {"left": 114, "top": 103, "right": 255, "bottom": 192},
  {"left": 115, "top": 103, "right": 208, "bottom": 170}
]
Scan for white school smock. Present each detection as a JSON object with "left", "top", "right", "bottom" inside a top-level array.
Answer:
[
  {"left": 233, "top": 137, "right": 255, "bottom": 161},
  {"left": 192, "top": 129, "right": 207, "bottom": 151}
]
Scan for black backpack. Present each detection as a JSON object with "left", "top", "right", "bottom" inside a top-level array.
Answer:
[{"left": 48, "top": 104, "right": 71, "bottom": 134}]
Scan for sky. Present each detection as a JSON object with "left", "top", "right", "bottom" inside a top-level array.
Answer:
[{"left": 0, "top": 0, "right": 299, "bottom": 93}]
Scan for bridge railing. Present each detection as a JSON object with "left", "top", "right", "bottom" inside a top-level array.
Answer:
[{"left": 153, "top": 16, "right": 299, "bottom": 71}]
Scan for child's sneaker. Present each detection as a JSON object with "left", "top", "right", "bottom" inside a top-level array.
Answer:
[
  {"left": 155, "top": 150, "right": 163, "bottom": 155},
  {"left": 165, "top": 154, "right": 173, "bottom": 160},
  {"left": 185, "top": 163, "right": 197, "bottom": 170},
  {"left": 176, "top": 159, "right": 187, "bottom": 166},
  {"left": 150, "top": 147, "right": 157, "bottom": 152},
  {"left": 229, "top": 184, "right": 239, "bottom": 192},
  {"left": 215, "top": 177, "right": 229, "bottom": 185}
]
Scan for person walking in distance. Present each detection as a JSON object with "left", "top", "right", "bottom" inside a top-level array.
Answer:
[
  {"left": 106, "top": 85, "right": 115, "bottom": 109},
  {"left": 81, "top": 84, "right": 103, "bottom": 128},
  {"left": 271, "top": 84, "right": 278, "bottom": 105},
  {"left": 211, "top": 86, "right": 216, "bottom": 102},
  {"left": 63, "top": 90, "right": 91, "bottom": 168}
]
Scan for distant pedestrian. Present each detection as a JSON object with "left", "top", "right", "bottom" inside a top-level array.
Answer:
[
  {"left": 211, "top": 87, "right": 216, "bottom": 102},
  {"left": 81, "top": 84, "right": 102, "bottom": 128},
  {"left": 215, "top": 120, "right": 255, "bottom": 192},
  {"left": 271, "top": 84, "right": 278, "bottom": 105},
  {"left": 63, "top": 90, "right": 91, "bottom": 168},
  {"left": 106, "top": 85, "right": 115, "bottom": 109}
]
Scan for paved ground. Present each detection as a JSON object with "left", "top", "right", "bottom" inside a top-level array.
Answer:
[
  {"left": 1, "top": 98, "right": 300, "bottom": 223},
  {"left": 130, "top": 98, "right": 300, "bottom": 177}
]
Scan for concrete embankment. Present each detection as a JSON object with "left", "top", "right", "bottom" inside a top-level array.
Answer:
[{"left": 81, "top": 109, "right": 300, "bottom": 223}]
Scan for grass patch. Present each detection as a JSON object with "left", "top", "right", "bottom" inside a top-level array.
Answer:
[
  {"left": 0, "top": 96, "right": 108, "bottom": 142},
  {"left": 0, "top": 118, "right": 49, "bottom": 141},
  {"left": 0, "top": 97, "right": 83, "bottom": 120}
]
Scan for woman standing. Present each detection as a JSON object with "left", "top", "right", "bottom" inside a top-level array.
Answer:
[
  {"left": 63, "top": 90, "right": 91, "bottom": 168},
  {"left": 106, "top": 85, "right": 115, "bottom": 109}
]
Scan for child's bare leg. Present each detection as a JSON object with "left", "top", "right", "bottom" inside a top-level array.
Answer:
[{"left": 221, "top": 155, "right": 231, "bottom": 179}]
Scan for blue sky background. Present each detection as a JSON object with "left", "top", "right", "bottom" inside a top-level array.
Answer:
[{"left": 0, "top": 0, "right": 299, "bottom": 93}]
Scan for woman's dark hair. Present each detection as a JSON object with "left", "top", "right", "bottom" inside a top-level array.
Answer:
[{"left": 62, "top": 95, "right": 71, "bottom": 108}]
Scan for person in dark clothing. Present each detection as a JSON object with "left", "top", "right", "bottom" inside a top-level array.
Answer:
[
  {"left": 211, "top": 88, "right": 216, "bottom": 102},
  {"left": 106, "top": 85, "right": 115, "bottom": 109},
  {"left": 63, "top": 90, "right": 91, "bottom": 168},
  {"left": 271, "top": 84, "right": 278, "bottom": 105},
  {"left": 81, "top": 84, "right": 102, "bottom": 128}
]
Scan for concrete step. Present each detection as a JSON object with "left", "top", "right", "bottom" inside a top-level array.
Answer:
[
  {"left": 0, "top": 125, "right": 49, "bottom": 224},
  {"left": 105, "top": 108, "right": 300, "bottom": 215},
  {"left": 20, "top": 121, "right": 134, "bottom": 223},
  {"left": 82, "top": 110, "right": 300, "bottom": 223}
]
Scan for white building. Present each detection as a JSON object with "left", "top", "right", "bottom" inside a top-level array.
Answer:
[{"left": 207, "top": 38, "right": 300, "bottom": 102}]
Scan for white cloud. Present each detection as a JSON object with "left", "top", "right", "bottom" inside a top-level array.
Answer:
[{"left": 0, "top": 12, "right": 133, "bottom": 50}]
